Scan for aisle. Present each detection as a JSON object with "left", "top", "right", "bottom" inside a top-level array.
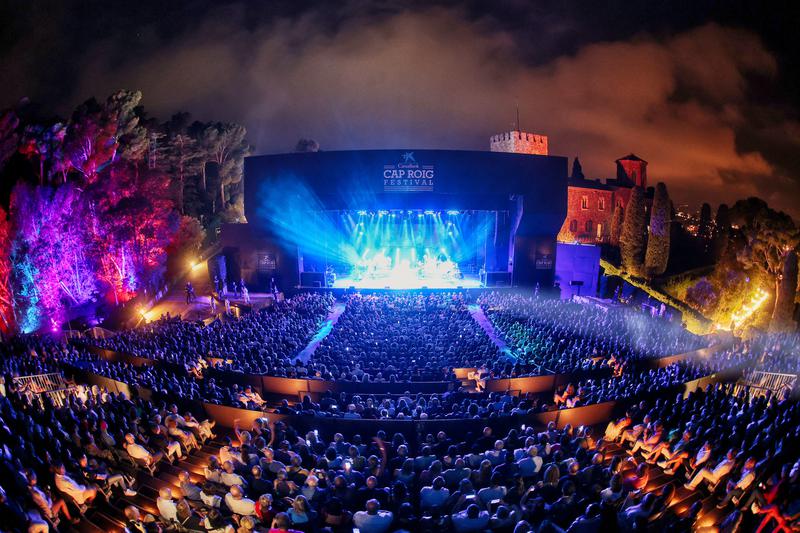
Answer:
[
  {"left": 467, "top": 304, "right": 516, "bottom": 360},
  {"left": 295, "top": 301, "right": 347, "bottom": 363}
]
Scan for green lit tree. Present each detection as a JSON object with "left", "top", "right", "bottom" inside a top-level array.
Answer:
[
  {"left": 620, "top": 186, "right": 646, "bottom": 276},
  {"left": 645, "top": 182, "right": 671, "bottom": 278},
  {"left": 610, "top": 204, "right": 624, "bottom": 247}
]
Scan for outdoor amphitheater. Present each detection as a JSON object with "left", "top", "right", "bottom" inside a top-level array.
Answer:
[{"left": 0, "top": 148, "right": 798, "bottom": 533}]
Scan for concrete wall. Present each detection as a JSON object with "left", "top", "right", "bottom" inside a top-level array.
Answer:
[{"left": 554, "top": 242, "right": 601, "bottom": 299}]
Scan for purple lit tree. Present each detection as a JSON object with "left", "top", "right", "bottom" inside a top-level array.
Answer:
[{"left": 10, "top": 183, "right": 96, "bottom": 330}]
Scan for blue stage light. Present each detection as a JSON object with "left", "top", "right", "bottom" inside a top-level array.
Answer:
[
  {"left": 424, "top": 210, "right": 435, "bottom": 215},
  {"left": 357, "top": 210, "right": 367, "bottom": 216},
  {"left": 447, "top": 210, "right": 460, "bottom": 215},
  {"left": 378, "top": 210, "right": 389, "bottom": 216}
]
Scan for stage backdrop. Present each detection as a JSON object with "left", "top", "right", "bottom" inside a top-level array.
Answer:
[{"left": 235, "top": 149, "right": 567, "bottom": 289}]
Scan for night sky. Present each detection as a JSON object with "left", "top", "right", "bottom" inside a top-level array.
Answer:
[{"left": 3, "top": 0, "right": 800, "bottom": 217}]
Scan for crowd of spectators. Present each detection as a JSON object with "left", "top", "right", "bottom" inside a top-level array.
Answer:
[
  {"left": 478, "top": 293, "right": 707, "bottom": 376},
  {"left": 83, "top": 291, "right": 715, "bottom": 386},
  {"left": 0, "top": 291, "right": 796, "bottom": 532},
  {"left": 307, "top": 292, "right": 501, "bottom": 382},
  {"left": 8, "top": 345, "right": 795, "bottom": 533},
  {"left": 745, "top": 333, "right": 800, "bottom": 375},
  {"left": 92, "top": 293, "right": 335, "bottom": 375}
]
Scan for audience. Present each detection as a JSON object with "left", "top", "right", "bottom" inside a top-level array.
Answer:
[{"left": 0, "top": 294, "right": 795, "bottom": 533}]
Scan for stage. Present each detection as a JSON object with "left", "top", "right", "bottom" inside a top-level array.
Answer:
[{"left": 330, "top": 272, "right": 482, "bottom": 289}]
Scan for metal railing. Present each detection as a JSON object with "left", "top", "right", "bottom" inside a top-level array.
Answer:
[
  {"left": 13, "top": 372, "right": 69, "bottom": 394},
  {"left": 734, "top": 370, "right": 797, "bottom": 399}
]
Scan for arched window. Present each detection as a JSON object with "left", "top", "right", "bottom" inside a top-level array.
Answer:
[
  {"left": 581, "top": 196, "right": 589, "bottom": 210},
  {"left": 569, "top": 219, "right": 578, "bottom": 232},
  {"left": 598, "top": 197, "right": 606, "bottom": 211},
  {"left": 585, "top": 220, "right": 593, "bottom": 233}
]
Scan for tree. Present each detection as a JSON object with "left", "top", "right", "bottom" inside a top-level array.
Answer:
[
  {"left": 162, "top": 113, "right": 202, "bottom": 214},
  {"left": 729, "top": 197, "right": 799, "bottom": 325},
  {"left": 645, "top": 182, "right": 671, "bottom": 278},
  {"left": 196, "top": 122, "right": 250, "bottom": 218},
  {"left": 610, "top": 204, "right": 624, "bottom": 247},
  {"left": 93, "top": 163, "right": 179, "bottom": 303},
  {"left": 620, "top": 186, "right": 646, "bottom": 276},
  {"left": 570, "top": 157, "right": 584, "bottom": 180},
  {"left": 62, "top": 98, "right": 118, "bottom": 183},
  {"left": 698, "top": 202, "right": 713, "bottom": 241},
  {"left": 713, "top": 203, "right": 730, "bottom": 261},
  {"left": 295, "top": 138, "right": 320, "bottom": 152},
  {"left": 0, "top": 208, "right": 14, "bottom": 334},
  {"left": 9, "top": 183, "right": 96, "bottom": 330},
  {"left": 770, "top": 249, "right": 798, "bottom": 332},
  {"left": 106, "top": 90, "right": 149, "bottom": 163},
  {"left": 19, "top": 122, "right": 67, "bottom": 185}
]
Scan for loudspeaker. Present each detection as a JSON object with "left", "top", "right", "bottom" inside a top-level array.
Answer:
[
  {"left": 485, "top": 271, "right": 512, "bottom": 287},
  {"left": 300, "top": 272, "right": 325, "bottom": 287}
]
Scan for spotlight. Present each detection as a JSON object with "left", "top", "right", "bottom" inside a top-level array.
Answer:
[
  {"left": 424, "top": 210, "right": 435, "bottom": 215},
  {"left": 378, "top": 210, "right": 389, "bottom": 216},
  {"left": 357, "top": 210, "right": 367, "bottom": 216},
  {"left": 417, "top": 213, "right": 424, "bottom": 217},
  {"left": 190, "top": 259, "right": 201, "bottom": 271},
  {"left": 447, "top": 210, "right": 460, "bottom": 215}
]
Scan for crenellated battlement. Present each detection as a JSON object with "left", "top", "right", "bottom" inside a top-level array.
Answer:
[{"left": 490, "top": 130, "right": 548, "bottom": 155}]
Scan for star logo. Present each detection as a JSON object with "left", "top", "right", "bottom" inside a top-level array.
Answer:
[{"left": 401, "top": 152, "right": 416, "bottom": 164}]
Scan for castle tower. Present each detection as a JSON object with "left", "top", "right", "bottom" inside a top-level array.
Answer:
[
  {"left": 615, "top": 154, "right": 647, "bottom": 188},
  {"left": 490, "top": 130, "right": 548, "bottom": 156}
]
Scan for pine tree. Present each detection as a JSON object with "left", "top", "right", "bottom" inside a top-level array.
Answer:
[
  {"left": 645, "top": 182, "right": 671, "bottom": 278},
  {"left": 770, "top": 250, "right": 798, "bottom": 332},
  {"left": 620, "top": 186, "right": 646, "bottom": 276}
]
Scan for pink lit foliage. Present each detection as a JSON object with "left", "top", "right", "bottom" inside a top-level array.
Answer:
[
  {"left": 92, "top": 163, "right": 178, "bottom": 303},
  {"left": 0, "top": 208, "right": 14, "bottom": 334}
]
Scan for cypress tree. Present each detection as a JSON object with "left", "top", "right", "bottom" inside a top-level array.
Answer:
[
  {"left": 645, "top": 182, "right": 671, "bottom": 278},
  {"left": 713, "top": 203, "right": 730, "bottom": 261},
  {"left": 698, "top": 202, "right": 713, "bottom": 240},
  {"left": 610, "top": 205, "right": 624, "bottom": 247},
  {"left": 571, "top": 157, "right": 585, "bottom": 180},
  {"left": 620, "top": 186, "right": 646, "bottom": 276}
]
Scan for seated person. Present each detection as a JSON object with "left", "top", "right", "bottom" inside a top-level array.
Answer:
[
  {"left": 225, "top": 484, "right": 256, "bottom": 516},
  {"left": 353, "top": 499, "right": 393, "bottom": 533},
  {"left": 686, "top": 448, "right": 737, "bottom": 490},
  {"left": 54, "top": 462, "right": 98, "bottom": 508},
  {"left": 156, "top": 488, "right": 178, "bottom": 522}
]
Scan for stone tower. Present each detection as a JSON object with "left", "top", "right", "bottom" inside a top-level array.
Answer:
[
  {"left": 490, "top": 130, "right": 548, "bottom": 156},
  {"left": 615, "top": 154, "right": 647, "bottom": 188}
]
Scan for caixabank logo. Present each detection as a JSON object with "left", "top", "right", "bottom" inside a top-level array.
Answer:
[{"left": 383, "top": 152, "right": 434, "bottom": 192}]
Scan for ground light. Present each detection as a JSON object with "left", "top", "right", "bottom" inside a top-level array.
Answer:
[{"left": 719, "top": 287, "right": 770, "bottom": 330}]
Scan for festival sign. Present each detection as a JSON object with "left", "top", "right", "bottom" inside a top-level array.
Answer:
[{"left": 383, "top": 152, "right": 434, "bottom": 192}]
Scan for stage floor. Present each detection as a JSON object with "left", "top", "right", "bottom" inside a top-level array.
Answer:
[{"left": 330, "top": 273, "right": 482, "bottom": 289}]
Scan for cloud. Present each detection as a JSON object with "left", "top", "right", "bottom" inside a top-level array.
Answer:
[{"left": 69, "top": 6, "right": 799, "bottom": 217}]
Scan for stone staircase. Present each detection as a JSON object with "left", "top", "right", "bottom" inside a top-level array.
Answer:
[{"left": 70, "top": 440, "right": 221, "bottom": 533}]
